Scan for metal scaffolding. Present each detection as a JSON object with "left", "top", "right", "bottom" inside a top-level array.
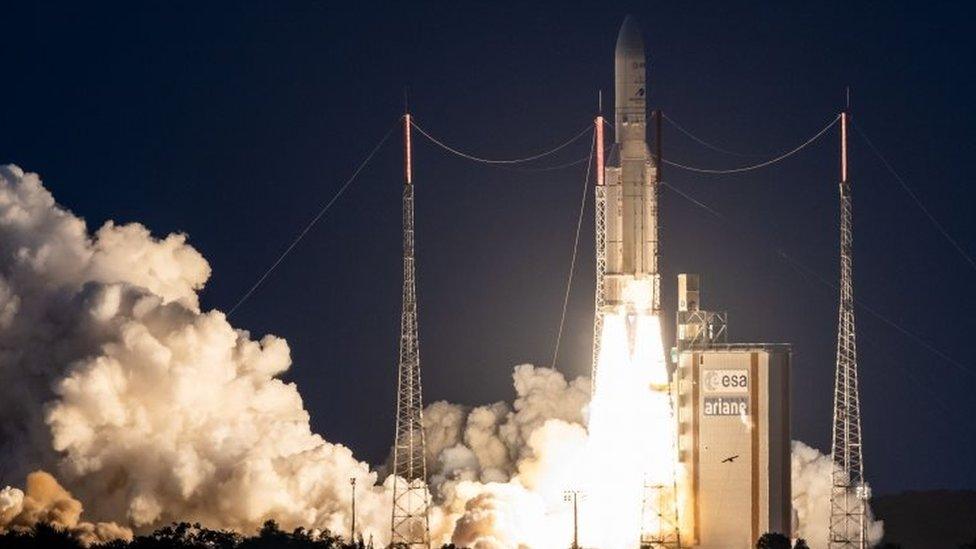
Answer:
[
  {"left": 639, "top": 481, "right": 682, "bottom": 549},
  {"left": 675, "top": 309, "right": 728, "bottom": 351}
]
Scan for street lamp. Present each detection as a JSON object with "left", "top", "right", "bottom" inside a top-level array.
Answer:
[
  {"left": 350, "top": 477, "right": 357, "bottom": 543},
  {"left": 563, "top": 489, "right": 585, "bottom": 549}
]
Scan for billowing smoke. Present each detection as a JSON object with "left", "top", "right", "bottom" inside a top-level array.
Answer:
[
  {"left": 791, "top": 441, "right": 883, "bottom": 547},
  {"left": 424, "top": 365, "right": 590, "bottom": 486},
  {"left": 0, "top": 164, "right": 884, "bottom": 547},
  {"left": 423, "top": 365, "right": 590, "bottom": 547},
  {"left": 0, "top": 164, "right": 587, "bottom": 546},
  {"left": 0, "top": 165, "right": 392, "bottom": 542},
  {"left": 0, "top": 471, "right": 132, "bottom": 544}
]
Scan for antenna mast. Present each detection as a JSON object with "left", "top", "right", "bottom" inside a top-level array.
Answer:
[
  {"left": 828, "top": 111, "right": 868, "bottom": 549},
  {"left": 391, "top": 112, "right": 431, "bottom": 549}
]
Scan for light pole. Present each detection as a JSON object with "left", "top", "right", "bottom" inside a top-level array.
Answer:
[
  {"left": 563, "top": 490, "right": 584, "bottom": 549},
  {"left": 350, "top": 477, "right": 357, "bottom": 544}
]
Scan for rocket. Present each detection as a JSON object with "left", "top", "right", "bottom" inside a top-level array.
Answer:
[{"left": 599, "top": 16, "right": 660, "bottom": 317}]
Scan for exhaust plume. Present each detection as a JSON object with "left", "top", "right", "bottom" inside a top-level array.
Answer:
[
  {"left": 791, "top": 441, "right": 883, "bottom": 547},
  {"left": 0, "top": 165, "right": 392, "bottom": 541},
  {"left": 0, "top": 470, "right": 132, "bottom": 544}
]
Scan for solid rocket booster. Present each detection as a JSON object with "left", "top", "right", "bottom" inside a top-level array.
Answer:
[{"left": 602, "top": 15, "right": 660, "bottom": 314}]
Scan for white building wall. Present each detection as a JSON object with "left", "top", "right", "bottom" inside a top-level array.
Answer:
[{"left": 675, "top": 346, "right": 791, "bottom": 548}]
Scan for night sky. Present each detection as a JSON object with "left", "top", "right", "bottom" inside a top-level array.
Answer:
[{"left": 3, "top": 1, "right": 974, "bottom": 496}]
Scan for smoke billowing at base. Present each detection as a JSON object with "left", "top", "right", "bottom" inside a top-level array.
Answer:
[{"left": 0, "top": 165, "right": 881, "bottom": 546}]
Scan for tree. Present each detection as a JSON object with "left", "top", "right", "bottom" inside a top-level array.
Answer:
[
  {"left": 120, "top": 522, "right": 241, "bottom": 549},
  {"left": 6, "top": 520, "right": 379, "bottom": 549},
  {"left": 756, "top": 532, "right": 791, "bottom": 549},
  {"left": 0, "top": 523, "right": 85, "bottom": 549},
  {"left": 793, "top": 539, "right": 810, "bottom": 549},
  {"left": 238, "top": 520, "right": 289, "bottom": 549},
  {"left": 193, "top": 526, "right": 240, "bottom": 549}
]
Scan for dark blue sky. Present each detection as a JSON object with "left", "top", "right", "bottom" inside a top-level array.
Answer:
[{"left": 3, "top": 1, "right": 974, "bottom": 495}]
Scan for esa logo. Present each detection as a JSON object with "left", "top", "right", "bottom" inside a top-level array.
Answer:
[{"left": 702, "top": 369, "right": 749, "bottom": 393}]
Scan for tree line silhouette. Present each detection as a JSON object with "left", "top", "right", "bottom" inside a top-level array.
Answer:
[
  {"left": 2, "top": 522, "right": 974, "bottom": 549},
  {"left": 0, "top": 520, "right": 374, "bottom": 549}
]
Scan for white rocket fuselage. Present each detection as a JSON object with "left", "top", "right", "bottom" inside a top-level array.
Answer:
[{"left": 603, "top": 16, "right": 660, "bottom": 315}]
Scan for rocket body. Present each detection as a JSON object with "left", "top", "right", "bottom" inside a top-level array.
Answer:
[{"left": 602, "top": 16, "right": 660, "bottom": 315}]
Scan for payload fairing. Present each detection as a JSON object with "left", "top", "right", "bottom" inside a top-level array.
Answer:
[{"left": 601, "top": 16, "right": 661, "bottom": 317}]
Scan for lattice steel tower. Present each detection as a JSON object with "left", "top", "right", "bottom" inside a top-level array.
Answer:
[
  {"left": 592, "top": 113, "right": 607, "bottom": 384},
  {"left": 829, "top": 112, "right": 867, "bottom": 549},
  {"left": 391, "top": 113, "right": 430, "bottom": 548}
]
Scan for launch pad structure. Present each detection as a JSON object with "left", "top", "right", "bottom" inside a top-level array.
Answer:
[
  {"left": 379, "top": 15, "right": 869, "bottom": 549},
  {"left": 673, "top": 275, "right": 793, "bottom": 549}
]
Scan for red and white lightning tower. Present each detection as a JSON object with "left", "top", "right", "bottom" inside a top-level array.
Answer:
[
  {"left": 391, "top": 112, "right": 431, "bottom": 548},
  {"left": 592, "top": 108, "right": 607, "bottom": 383},
  {"left": 829, "top": 111, "right": 868, "bottom": 549}
]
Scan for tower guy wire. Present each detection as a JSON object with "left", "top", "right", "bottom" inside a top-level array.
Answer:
[
  {"left": 852, "top": 120, "right": 976, "bottom": 273},
  {"left": 661, "top": 111, "right": 763, "bottom": 157},
  {"left": 411, "top": 119, "right": 592, "bottom": 164},
  {"left": 661, "top": 178, "right": 976, "bottom": 380},
  {"left": 550, "top": 130, "right": 596, "bottom": 371},
  {"left": 228, "top": 121, "right": 398, "bottom": 316},
  {"left": 662, "top": 172, "right": 976, "bottom": 504},
  {"left": 607, "top": 114, "right": 839, "bottom": 175}
]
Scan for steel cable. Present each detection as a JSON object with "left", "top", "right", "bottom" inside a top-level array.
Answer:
[
  {"left": 228, "top": 121, "right": 398, "bottom": 315},
  {"left": 411, "top": 119, "right": 592, "bottom": 164},
  {"left": 853, "top": 120, "right": 976, "bottom": 273},
  {"left": 550, "top": 131, "right": 596, "bottom": 371},
  {"left": 496, "top": 144, "right": 614, "bottom": 173},
  {"left": 662, "top": 112, "right": 762, "bottom": 157},
  {"left": 605, "top": 115, "right": 839, "bottom": 174},
  {"left": 661, "top": 179, "right": 976, "bottom": 379},
  {"left": 661, "top": 115, "right": 839, "bottom": 174}
]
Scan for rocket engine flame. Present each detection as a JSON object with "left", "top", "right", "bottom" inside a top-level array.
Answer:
[{"left": 583, "top": 311, "right": 677, "bottom": 549}]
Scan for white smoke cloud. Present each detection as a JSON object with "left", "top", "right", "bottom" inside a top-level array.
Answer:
[
  {"left": 0, "top": 164, "right": 886, "bottom": 548},
  {"left": 0, "top": 470, "right": 132, "bottom": 545},
  {"left": 791, "top": 441, "right": 883, "bottom": 547},
  {"left": 424, "top": 365, "right": 589, "bottom": 487},
  {"left": 0, "top": 165, "right": 392, "bottom": 542},
  {"left": 423, "top": 365, "right": 590, "bottom": 546}
]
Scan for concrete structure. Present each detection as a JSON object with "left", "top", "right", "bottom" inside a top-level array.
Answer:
[{"left": 673, "top": 275, "right": 792, "bottom": 548}]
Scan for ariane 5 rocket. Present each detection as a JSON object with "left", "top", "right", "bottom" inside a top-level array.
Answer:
[{"left": 599, "top": 15, "right": 660, "bottom": 317}]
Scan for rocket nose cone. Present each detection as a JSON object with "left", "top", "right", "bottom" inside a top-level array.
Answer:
[{"left": 616, "top": 15, "right": 644, "bottom": 56}]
